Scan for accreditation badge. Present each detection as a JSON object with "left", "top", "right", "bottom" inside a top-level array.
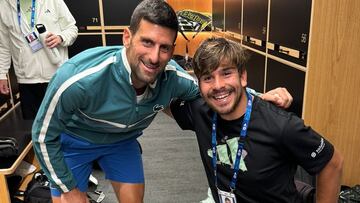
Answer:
[
  {"left": 25, "top": 32, "right": 43, "bottom": 53},
  {"left": 218, "top": 189, "right": 237, "bottom": 203}
]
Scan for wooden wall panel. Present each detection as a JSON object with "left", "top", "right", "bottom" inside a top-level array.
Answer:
[
  {"left": 167, "top": 0, "right": 212, "bottom": 58},
  {"left": 304, "top": 0, "right": 360, "bottom": 185},
  {"left": 173, "top": 32, "right": 212, "bottom": 58},
  {"left": 167, "top": 0, "right": 211, "bottom": 13}
]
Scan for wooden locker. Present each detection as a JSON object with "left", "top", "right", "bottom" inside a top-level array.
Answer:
[
  {"left": 266, "top": 58, "right": 305, "bottom": 117},
  {"left": 64, "top": 0, "right": 101, "bottom": 32},
  {"left": 225, "top": 0, "right": 242, "bottom": 35},
  {"left": 268, "top": 0, "right": 312, "bottom": 66},
  {"left": 68, "top": 35, "right": 103, "bottom": 58},
  {"left": 105, "top": 34, "right": 124, "bottom": 46},
  {"left": 212, "top": 0, "right": 225, "bottom": 31},
  {"left": 245, "top": 49, "right": 266, "bottom": 93},
  {"left": 242, "top": 0, "right": 268, "bottom": 52},
  {"left": 102, "top": 0, "right": 142, "bottom": 26}
]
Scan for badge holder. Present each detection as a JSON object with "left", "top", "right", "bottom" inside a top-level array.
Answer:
[
  {"left": 218, "top": 189, "right": 237, "bottom": 203},
  {"left": 25, "top": 31, "right": 43, "bottom": 53}
]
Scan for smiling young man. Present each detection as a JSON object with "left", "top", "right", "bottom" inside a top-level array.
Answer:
[{"left": 170, "top": 37, "right": 343, "bottom": 203}]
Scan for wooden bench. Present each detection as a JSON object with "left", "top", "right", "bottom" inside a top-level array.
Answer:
[{"left": 0, "top": 104, "right": 38, "bottom": 203}]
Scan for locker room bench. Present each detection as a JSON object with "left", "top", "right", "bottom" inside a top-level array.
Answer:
[{"left": 0, "top": 104, "right": 38, "bottom": 203}]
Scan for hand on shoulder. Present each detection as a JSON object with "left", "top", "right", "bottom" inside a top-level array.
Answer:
[{"left": 261, "top": 87, "right": 293, "bottom": 109}]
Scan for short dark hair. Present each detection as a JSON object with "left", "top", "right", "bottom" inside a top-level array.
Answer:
[
  {"left": 192, "top": 37, "right": 250, "bottom": 79},
  {"left": 129, "top": 0, "right": 178, "bottom": 40}
]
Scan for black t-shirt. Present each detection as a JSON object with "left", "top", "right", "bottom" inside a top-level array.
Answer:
[{"left": 170, "top": 96, "right": 334, "bottom": 203}]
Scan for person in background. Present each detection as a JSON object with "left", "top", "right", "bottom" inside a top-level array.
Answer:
[
  {"left": 169, "top": 37, "right": 343, "bottom": 203},
  {"left": 31, "top": 1, "right": 292, "bottom": 203},
  {"left": 0, "top": 0, "right": 78, "bottom": 119}
]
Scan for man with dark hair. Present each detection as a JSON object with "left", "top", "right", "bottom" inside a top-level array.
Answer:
[
  {"left": 32, "top": 0, "right": 188, "bottom": 202},
  {"left": 170, "top": 37, "right": 343, "bottom": 203},
  {"left": 129, "top": 0, "right": 179, "bottom": 35},
  {"left": 32, "top": 1, "right": 292, "bottom": 202}
]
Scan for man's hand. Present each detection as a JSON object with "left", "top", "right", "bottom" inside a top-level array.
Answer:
[
  {"left": 261, "top": 87, "right": 293, "bottom": 109},
  {"left": 45, "top": 32, "right": 62, "bottom": 48},
  {"left": 0, "top": 79, "right": 10, "bottom": 95},
  {"left": 61, "top": 188, "right": 89, "bottom": 203}
]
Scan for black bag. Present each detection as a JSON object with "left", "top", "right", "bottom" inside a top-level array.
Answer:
[
  {"left": 24, "top": 170, "right": 52, "bottom": 203},
  {"left": 339, "top": 185, "right": 360, "bottom": 203},
  {"left": 24, "top": 170, "right": 105, "bottom": 203},
  {"left": 0, "top": 137, "right": 19, "bottom": 157}
]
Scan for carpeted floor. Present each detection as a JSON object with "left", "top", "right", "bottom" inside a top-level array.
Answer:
[{"left": 92, "top": 112, "right": 209, "bottom": 203}]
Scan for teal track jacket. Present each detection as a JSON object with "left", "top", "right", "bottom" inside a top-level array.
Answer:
[{"left": 32, "top": 46, "right": 199, "bottom": 193}]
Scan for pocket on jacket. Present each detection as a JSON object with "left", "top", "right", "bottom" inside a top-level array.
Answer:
[{"left": 18, "top": 46, "right": 42, "bottom": 79}]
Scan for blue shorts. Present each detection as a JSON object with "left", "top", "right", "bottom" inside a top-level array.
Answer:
[{"left": 51, "top": 133, "right": 144, "bottom": 196}]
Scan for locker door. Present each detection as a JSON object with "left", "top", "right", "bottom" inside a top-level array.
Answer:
[
  {"left": 68, "top": 35, "right": 103, "bottom": 58},
  {"left": 64, "top": 0, "right": 101, "bottom": 32},
  {"left": 266, "top": 58, "right": 305, "bottom": 117},
  {"left": 242, "top": 0, "right": 268, "bottom": 51},
  {"left": 105, "top": 34, "right": 124, "bottom": 46},
  {"left": 103, "top": 0, "right": 142, "bottom": 26},
  {"left": 212, "top": 0, "right": 225, "bottom": 31},
  {"left": 245, "top": 50, "right": 265, "bottom": 93},
  {"left": 268, "top": 0, "right": 312, "bottom": 66},
  {"left": 225, "top": 0, "right": 241, "bottom": 35}
]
